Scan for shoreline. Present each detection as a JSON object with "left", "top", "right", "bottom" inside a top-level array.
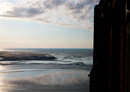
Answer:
[{"left": 0, "top": 64, "right": 92, "bottom": 71}]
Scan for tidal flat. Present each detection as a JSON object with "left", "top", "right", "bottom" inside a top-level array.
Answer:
[{"left": 0, "top": 64, "right": 92, "bottom": 92}]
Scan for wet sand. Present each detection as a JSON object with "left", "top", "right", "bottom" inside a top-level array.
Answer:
[{"left": 0, "top": 64, "right": 92, "bottom": 92}]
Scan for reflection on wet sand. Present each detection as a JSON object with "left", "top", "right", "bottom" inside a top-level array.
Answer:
[{"left": 0, "top": 65, "right": 91, "bottom": 92}]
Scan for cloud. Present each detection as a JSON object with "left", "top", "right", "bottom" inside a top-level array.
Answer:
[
  {"left": 43, "top": 0, "right": 66, "bottom": 9},
  {"left": 0, "top": 0, "right": 100, "bottom": 30},
  {"left": 2, "top": 7, "right": 44, "bottom": 18}
]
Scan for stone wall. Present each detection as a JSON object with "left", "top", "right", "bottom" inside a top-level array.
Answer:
[{"left": 90, "top": 0, "right": 130, "bottom": 92}]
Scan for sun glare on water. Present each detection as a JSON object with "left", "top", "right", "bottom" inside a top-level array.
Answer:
[{"left": 0, "top": 48, "right": 5, "bottom": 51}]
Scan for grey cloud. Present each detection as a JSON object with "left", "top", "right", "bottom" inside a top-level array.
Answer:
[
  {"left": 43, "top": 0, "right": 66, "bottom": 9},
  {"left": 81, "top": 0, "right": 100, "bottom": 4},
  {"left": 67, "top": 5, "right": 93, "bottom": 22},
  {"left": 65, "top": 0, "right": 99, "bottom": 10},
  {"left": 0, "top": 0, "right": 96, "bottom": 18},
  {"left": 35, "top": 18, "right": 51, "bottom": 23},
  {"left": 71, "top": 5, "right": 92, "bottom": 15},
  {"left": 0, "top": 0, "right": 66, "bottom": 18},
  {"left": 5, "top": 7, "right": 44, "bottom": 18},
  {"left": 65, "top": 2, "right": 84, "bottom": 10},
  {"left": 78, "top": 15, "right": 88, "bottom": 20},
  {"left": 0, "top": 0, "right": 100, "bottom": 30}
]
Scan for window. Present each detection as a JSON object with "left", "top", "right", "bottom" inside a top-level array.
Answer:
[{"left": 0, "top": 0, "right": 100, "bottom": 92}]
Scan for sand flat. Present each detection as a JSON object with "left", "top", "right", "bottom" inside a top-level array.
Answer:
[{"left": 0, "top": 64, "right": 91, "bottom": 92}]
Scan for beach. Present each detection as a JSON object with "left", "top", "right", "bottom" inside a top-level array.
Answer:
[
  {"left": 0, "top": 64, "right": 92, "bottom": 92},
  {"left": 0, "top": 49, "right": 93, "bottom": 92}
]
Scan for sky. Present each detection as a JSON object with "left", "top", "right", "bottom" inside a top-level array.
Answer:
[{"left": 0, "top": 0, "right": 100, "bottom": 49}]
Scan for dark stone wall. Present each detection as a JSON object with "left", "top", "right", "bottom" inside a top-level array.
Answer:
[{"left": 90, "top": 0, "right": 130, "bottom": 92}]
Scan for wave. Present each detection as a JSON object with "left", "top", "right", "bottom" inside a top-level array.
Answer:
[
  {"left": 0, "top": 60, "right": 92, "bottom": 66},
  {"left": 0, "top": 49, "right": 93, "bottom": 66}
]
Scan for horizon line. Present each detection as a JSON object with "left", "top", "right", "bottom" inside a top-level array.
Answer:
[{"left": 3, "top": 48, "right": 93, "bottom": 49}]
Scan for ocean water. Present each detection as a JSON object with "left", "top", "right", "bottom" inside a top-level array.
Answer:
[{"left": 4, "top": 48, "right": 93, "bottom": 65}]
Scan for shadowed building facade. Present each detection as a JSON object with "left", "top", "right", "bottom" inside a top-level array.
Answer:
[{"left": 89, "top": 0, "right": 130, "bottom": 92}]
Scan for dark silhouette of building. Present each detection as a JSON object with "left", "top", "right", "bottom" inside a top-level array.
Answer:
[{"left": 89, "top": 0, "right": 130, "bottom": 92}]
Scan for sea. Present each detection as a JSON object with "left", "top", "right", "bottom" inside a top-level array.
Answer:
[
  {"left": 0, "top": 48, "right": 93, "bottom": 92},
  {"left": 3, "top": 48, "right": 93, "bottom": 65}
]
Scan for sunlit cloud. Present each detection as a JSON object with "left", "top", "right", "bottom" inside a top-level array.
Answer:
[{"left": 0, "top": 0, "right": 100, "bottom": 30}]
